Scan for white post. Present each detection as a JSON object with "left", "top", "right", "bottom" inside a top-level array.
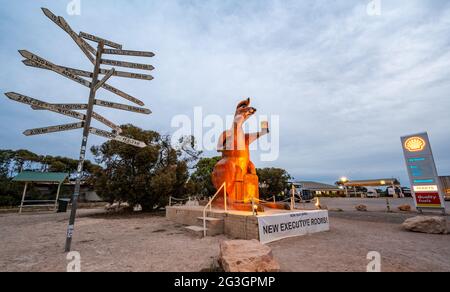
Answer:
[
  {"left": 290, "top": 185, "right": 295, "bottom": 210},
  {"left": 169, "top": 196, "right": 172, "bottom": 207},
  {"left": 19, "top": 182, "right": 28, "bottom": 214},
  {"left": 273, "top": 195, "right": 276, "bottom": 203},
  {"left": 54, "top": 182, "right": 62, "bottom": 211}
]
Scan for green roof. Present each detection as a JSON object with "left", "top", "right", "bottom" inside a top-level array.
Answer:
[{"left": 12, "top": 171, "right": 69, "bottom": 183}]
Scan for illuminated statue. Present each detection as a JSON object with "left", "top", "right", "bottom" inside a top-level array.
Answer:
[{"left": 212, "top": 98, "right": 269, "bottom": 211}]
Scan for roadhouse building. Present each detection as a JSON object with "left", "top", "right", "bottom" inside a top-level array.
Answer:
[
  {"left": 294, "top": 181, "right": 346, "bottom": 197},
  {"left": 440, "top": 176, "right": 450, "bottom": 200}
]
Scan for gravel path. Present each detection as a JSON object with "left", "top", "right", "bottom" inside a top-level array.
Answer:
[{"left": 0, "top": 208, "right": 448, "bottom": 272}]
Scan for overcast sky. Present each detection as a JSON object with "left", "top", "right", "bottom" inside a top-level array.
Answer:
[{"left": 1, "top": 0, "right": 449, "bottom": 185}]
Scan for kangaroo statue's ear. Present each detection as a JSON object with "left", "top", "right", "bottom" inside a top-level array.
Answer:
[{"left": 236, "top": 98, "right": 251, "bottom": 109}]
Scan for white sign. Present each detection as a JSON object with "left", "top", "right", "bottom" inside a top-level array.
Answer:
[
  {"left": 258, "top": 210, "right": 330, "bottom": 244},
  {"left": 413, "top": 185, "right": 439, "bottom": 192}
]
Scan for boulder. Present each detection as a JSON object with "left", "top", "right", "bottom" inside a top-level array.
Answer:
[
  {"left": 219, "top": 240, "right": 280, "bottom": 272},
  {"left": 402, "top": 216, "right": 448, "bottom": 234},
  {"left": 398, "top": 204, "right": 412, "bottom": 212},
  {"left": 355, "top": 204, "right": 367, "bottom": 212}
]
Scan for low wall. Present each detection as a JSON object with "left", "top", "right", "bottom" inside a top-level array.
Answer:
[{"left": 166, "top": 206, "right": 259, "bottom": 240}]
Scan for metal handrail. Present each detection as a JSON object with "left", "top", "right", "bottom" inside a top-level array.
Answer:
[{"left": 202, "top": 182, "right": 226, "bottom": 237}]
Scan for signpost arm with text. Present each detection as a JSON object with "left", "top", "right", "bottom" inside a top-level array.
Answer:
[{"left": 3, "top": 8, "right": 156, "bottom": 252}]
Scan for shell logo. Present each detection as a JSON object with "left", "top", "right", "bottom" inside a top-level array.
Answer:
[{"left": 405, "top": 137, "right": 426, "bottom": 152}]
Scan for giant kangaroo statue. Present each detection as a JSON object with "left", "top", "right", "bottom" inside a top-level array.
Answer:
[{"left": 212, "top": 98, "right": 269, "bottom": 211}]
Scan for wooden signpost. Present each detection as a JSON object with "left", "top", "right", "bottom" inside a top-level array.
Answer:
[{"left": 4, "top": 8, "right": 155, "bottom": 252}]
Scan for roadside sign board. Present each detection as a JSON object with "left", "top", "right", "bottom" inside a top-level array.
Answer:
[{"left": 401, "top": 132, "right": 445, "bottom": 210}]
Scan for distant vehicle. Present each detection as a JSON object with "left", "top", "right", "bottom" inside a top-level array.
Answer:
[
  {"left": 300, "top": 189, "right": 314, "bottom": 202},
  {"left": 386, "top": 186, "right": 405, "bottom": 198},
  {"left": 401, "top": 187, "right": 412, "bottom": 197},
  {"left": 291, "top": 183, "right": 313, "bottom": 203},
  {"left": 365, "top": 187, "right": 379, "bottom": 198}
]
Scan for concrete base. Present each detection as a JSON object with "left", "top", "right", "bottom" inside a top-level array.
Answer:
[{"left": 166, "top": 205, "right": 327, "bottom": 241}]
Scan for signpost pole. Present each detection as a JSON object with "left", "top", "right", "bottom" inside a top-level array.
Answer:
[{"left": 65, "top": 42, "right": 105, "bottom": 252}]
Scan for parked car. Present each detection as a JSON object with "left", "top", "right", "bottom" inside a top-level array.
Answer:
[
  {"left": 401, "top": 187, "right": 412, "bottom": 197},
  {"left": 366, "top": 188, "right": 379, "bottom": 198}
]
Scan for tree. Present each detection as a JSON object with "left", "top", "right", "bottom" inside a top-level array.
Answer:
[
  {"left": 256, "top": 168, "right": 292, "bottom": 200},
  {"left": 190, "top": 156, "right": 221, "bottom": 196},
  {"left": 90, "top": 124, "right": 200, "bottom": 211}
]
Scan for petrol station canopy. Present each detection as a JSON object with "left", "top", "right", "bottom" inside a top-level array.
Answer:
[{"left": 342, "top": 179, "right": 401, "bottom": 187}]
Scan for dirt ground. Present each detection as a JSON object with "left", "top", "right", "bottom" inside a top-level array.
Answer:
[{"left": 0, "top": 205, "right": 449, "bottom": 272}]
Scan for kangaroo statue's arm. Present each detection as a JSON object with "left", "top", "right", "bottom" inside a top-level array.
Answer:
[{"left": 246, "top": 123, "right": 270, "bottom": 145}]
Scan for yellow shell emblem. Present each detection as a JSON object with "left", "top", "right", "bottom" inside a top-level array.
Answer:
[{"left": 405, "top": 137, "right": 426, "bottom": 152}]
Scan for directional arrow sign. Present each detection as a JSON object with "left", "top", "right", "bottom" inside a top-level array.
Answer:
[
  {"left": 109, "top": 70, "right": 153, "bottom": 81},
  {"left": 24, "top": 100, "right": 121, "bottom": 133},
  {"left": 42, "top": 8, "right": 96, "bottom": 63},
  {"left": 89, "top": 127, "right": 146, "bottom": 148},
  {"left": 94, "top": 99, "right": 151, "bottom": 114},
  {"left": 79, "top": 32, "right": 122, "bottom": 50},
  {"left": 5, "top": 92, "right": 85, "bottom": 120},
  {"left": 19, "top": 50, "right": 92, "bottom": 88},
  {"left": 103, "top": 49, "right": 155, "bottom": 58},
  {"left": 31, "top": 103, "right": 88, "bottom": 111},
  {"left": 23, "top": 122, "right": 84, "bottom": 136},
  {"left": 56, "top": 14, "right": 96, "bottom": 64},
  {"left": 100, "top": 83, "right": 145, "bottom": 106},
  {"left": 94, "top": 68, "right": 115, "bottom": 92},
  {"left": 92, "top": 112, "right": 122, "bottom": 134},
  {"left": 21, "top": 51, "right": 145, "bottom": 106},
  {"left": 101, "top": 59, "right": 154, "bottom": 71},
  {"left": 23, "top": 59, "right": 153, "bottom": 81}
]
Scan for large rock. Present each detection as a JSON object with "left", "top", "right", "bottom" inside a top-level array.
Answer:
[
  {"left": 355, "top": 204, "right": 367, "bottom": 212},
  {"left": 219, "top": 240, "right": 280, "bottom": 272},
  {"left": 398, "top": 204, "right": 412, "bottom": 212},
  {"left": 402, "top": 216, "right": 448, "bottom": 234}
]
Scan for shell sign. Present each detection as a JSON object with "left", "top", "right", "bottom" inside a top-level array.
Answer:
[{"left": 404, "top": 137, "right": 426, "bottom": 152}]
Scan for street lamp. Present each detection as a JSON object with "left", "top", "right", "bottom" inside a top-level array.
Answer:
[{"left": 340, "top": 177, "right": 349, "bottom": 197}]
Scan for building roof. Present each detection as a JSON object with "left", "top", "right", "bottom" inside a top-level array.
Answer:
[
  {"left": 296, "top": 181, "right": 342, "bottom": 191},
  {"left": 342, "top": 178, "right": 400, "bottom": 187},
  {"left": 12, "top": 171, "right": 69, "bottom": 184}
]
